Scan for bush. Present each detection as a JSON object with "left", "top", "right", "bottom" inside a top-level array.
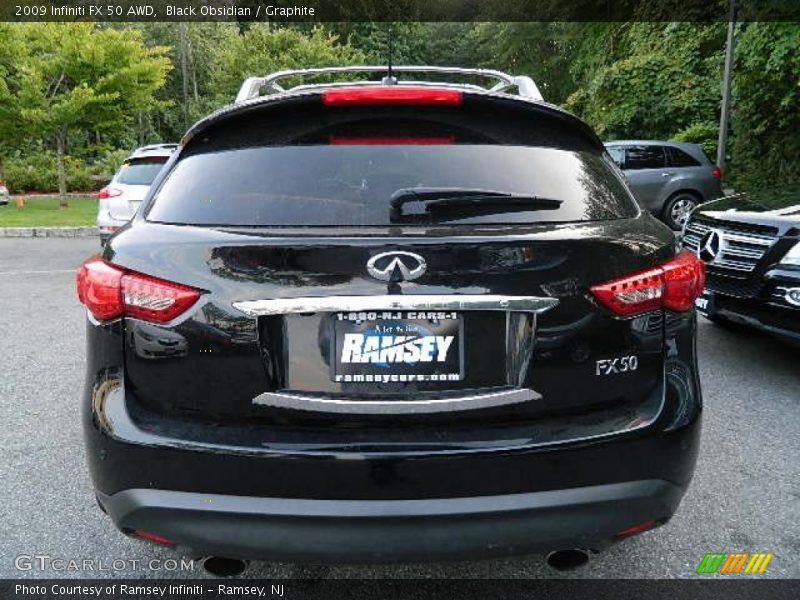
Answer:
[
  {"left": 672, "top": 122, "right": 718, "bottom": 161},
  {"left": 91, "top": 148, "right": 130, "bottom": 183},
  {"left": 0, "top": 150, "right": 121, "bottom": 193},
  {"left": 2, "top": 152, "right": 58, "bottom": 193}
]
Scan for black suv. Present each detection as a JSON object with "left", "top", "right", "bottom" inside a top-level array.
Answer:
[
  {"left": 78, "top": 67, "right": 705, "bottom": 565},
  {"left": 683, "top": 186, "right": 800, "bottom": 345}
]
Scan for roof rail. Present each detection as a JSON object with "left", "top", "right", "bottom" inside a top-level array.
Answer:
[
  {"left": 135, "top": 143, "right": 178, "bottom": 152},
  {"left": 234, "top": 66, "right": 543, "bottom": 104}
]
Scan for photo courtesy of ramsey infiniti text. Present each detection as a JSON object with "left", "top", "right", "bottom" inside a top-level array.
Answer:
[{"left": 77, "top": 66, "right": 707, "bottom": 564}]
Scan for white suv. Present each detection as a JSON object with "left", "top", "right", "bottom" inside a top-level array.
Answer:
[
  {"left": 0, "top": 180, "right": 10, "bottom": 205},
  {"left": 97, "top": 144, "right": 177, "bottom": 244}
]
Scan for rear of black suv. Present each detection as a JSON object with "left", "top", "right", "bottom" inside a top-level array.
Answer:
[{"left": 79, "top": 81, "right": 704, "bottom": 563}]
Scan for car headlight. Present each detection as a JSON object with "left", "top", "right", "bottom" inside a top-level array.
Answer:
[{"left": 780, "top": 241, "right": 800, "bottom": 266}]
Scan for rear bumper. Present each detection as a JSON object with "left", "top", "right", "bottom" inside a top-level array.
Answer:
[
  {"left": 85, "top": 382, "right": 700, "bottom": 561},
  {"left": 84, "top": 311, "right": 702, "bottom": 562},
  {"left": 98, "top": 479, "right": 682, "bottom": 562}
]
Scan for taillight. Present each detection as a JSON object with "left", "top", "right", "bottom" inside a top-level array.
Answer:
[
  {"left": 711, "top": 166, "right": 722, "bottom": 180},
  {"left": 98, "top": 186, "right": 123, "bottom": 199},
  {"left": 322, "top": 87, "right": 463, "bottom": 107},
  {"left": 76, "top": 259, "right": 201, "bottom": 323},
  {"left": 76, "top": 260, "right": 124, "bottom": 320},
  {"left": 121, "top": 271, "right": 200, "bottom": 322},
  {"left": 590, "top": 250, "right": 705, "bottom": 317}
]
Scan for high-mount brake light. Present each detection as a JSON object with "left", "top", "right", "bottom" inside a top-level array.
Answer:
[
  {"left": 321, "top": 87, "right": 463, "bottom": 107},
  {"left": 329, "top": 135, "right": 455, "bottom": 145},
  {"left": 97, "top": 186, "right": 123, "bottom": 199},
  {"left": 76, "top": 259, "right": 201, "bottom": 323},
  {"left": 590, "top": 250, "right": 705, "bottom": 317}
]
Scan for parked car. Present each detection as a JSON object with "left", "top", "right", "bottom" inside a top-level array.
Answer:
[
  {"left": 605, "top": 141, "right": 723, "bottom": 230},
  {"left": 0, "top": 180, "right": 9, "bottom": 205},
  {"left": 683, "top": 185, "right": 800, "bottom": 345},
  {"left": 96, "top": 144, "right": 177, "bottom": 245},
  {"left": 77, "top": 66, "right": 705, "bottom": 568}
]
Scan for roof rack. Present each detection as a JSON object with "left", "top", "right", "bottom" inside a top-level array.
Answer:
[{"left": 234, "top": 66, "right": 543, "bottom": 104}]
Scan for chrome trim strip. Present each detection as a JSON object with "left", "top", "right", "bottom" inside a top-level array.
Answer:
[
  {"left": 252, "top": 388, "right": 540, "bottom": 415},
  {"left": 232, "top": 294, "right": 559, "bottom": 317}
]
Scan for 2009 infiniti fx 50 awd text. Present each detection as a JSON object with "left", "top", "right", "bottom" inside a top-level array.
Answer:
[{"left": 77, "top": 66, "right": 705, "bottom": 565}]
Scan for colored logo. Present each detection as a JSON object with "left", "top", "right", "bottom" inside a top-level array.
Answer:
[{"left": 696, "top": 552, "right": 773, "bottom": 574}]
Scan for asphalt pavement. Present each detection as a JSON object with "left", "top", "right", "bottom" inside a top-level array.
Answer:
[{"left": 0, "top": 238, "right": 797, "bottom": 579}]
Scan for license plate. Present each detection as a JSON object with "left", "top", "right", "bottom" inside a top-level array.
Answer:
[
  {"left": 695, "top": 291, "right": 714, "bottom": 314},
  {"left": 332, "top": 311, "right": 464, "bottom": 383}
]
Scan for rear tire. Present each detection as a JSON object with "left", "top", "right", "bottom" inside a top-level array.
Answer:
[{"left": 662, "top": 192, "right": 698, "bottom": 230}]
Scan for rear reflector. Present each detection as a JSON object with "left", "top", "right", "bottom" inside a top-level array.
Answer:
[
  {"left": 127, "top": 529, "right": 175, "bottom": 547},
  {"left": 329, "top": 135, "right": 455, "bottom": 145},
  {"left": 590, "top": 250, "right": 705, "bottom": 317},
  {"left": 322, "top": 87, "right": 463, "bottom": 107},
  {"left": 77, "top": 259, "right": 201, "bottom": 323},
  {"left": 615, "top": 519, "right": 658, "bottom": 539}
]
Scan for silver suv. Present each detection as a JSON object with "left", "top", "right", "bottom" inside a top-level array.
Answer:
[
  {"left": 96, "top": 144, "right": 177, "bottom": 245},
  {"left": 605, "top": 141, "right": 722, "bottom": 230}
]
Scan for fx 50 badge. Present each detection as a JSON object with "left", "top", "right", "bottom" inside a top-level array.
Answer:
[{"left": 595, "top": 355, "right": 638, "bottom": 376}]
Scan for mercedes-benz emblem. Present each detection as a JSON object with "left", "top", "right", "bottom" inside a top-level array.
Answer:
[
  {"left": 698, "top": 230, "right": 722, "bottom": 263},
  {"left": 366, "top": 251, "right": 427, "bottom": 282}
]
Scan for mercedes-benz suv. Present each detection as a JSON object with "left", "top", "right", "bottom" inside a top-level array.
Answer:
[
  {"left": 683, "top": 185, "right": 800, "bottom": 345},
  {"left": 77, "top": 66, "right": 705, "bottom": 564}
]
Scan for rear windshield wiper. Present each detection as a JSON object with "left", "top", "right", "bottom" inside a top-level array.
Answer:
[{"left": 389, "top": 187, "right": 563, "bottom": 220}]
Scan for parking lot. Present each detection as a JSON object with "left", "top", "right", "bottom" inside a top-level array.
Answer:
[{"left": 0, "top": 237, "right": 797, "bottom": 580}]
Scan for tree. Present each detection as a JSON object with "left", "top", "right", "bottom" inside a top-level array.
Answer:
[
  {"left": 564, "top": 23, "right": 725, "bottom": 143},
  {"left": 118, "top": 22, "right": 240, "bottom": 142},
  {"left": 207, "top": 26, "right": 366, "bottom": 105},
  {"left": 729, "top": 22, "right": 800, "bottom": 188},
  {"left": 0, "top": 23, "right": 171, "bottom": 205}
]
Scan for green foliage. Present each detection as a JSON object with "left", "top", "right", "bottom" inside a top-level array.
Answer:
[
  {"left": 207, "top": 26, "right": 367, "bottom": 104},
  {"left": 0, "top": 23, "right": 171, "bottom": 195},
  {"left": 1, "top": 21, "right": 798, "bottom": 194},
  {"left": 672, "top": 122, "right": 718, "bottom": 160},
  {"left": 2, "top": 151, "right": 104, "bottom": 193},
  {"left": 565, "top": 24, "right": 724, "bottom": 141},
  {"left": 729, "top": 23, "right": 800, "bottom": 189}
]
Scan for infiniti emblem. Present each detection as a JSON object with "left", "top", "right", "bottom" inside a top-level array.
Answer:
[
  {"left": 697, "top": 230, "right": 722, "bottom": 263},
  {"left": 366, "top": 251, "right": 427, "bottom": 282}
]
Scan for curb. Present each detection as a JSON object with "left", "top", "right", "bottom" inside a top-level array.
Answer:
[{"left": 0, "top": 227, "right": 98, "bottom": 238}]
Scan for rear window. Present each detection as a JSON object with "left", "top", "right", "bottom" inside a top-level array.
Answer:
[
  {"left": 666, "top": 146, "right": 701, "bottom": 167},
  {"left": 147, "top": 104, "right": 638, "bottom": 227},
  {"left": 115, "top": 158, "right": 168, "bottom": 186}
]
